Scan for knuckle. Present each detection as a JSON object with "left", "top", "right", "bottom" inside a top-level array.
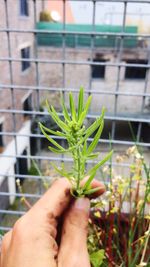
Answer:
[
  {"left": 12, "top": 217, "right": 28, "bottom": 241},
  {"left": 55, "top": 178, "right": 71, "bottom": 190},
  {"left": 13, "top": 218, "right": 24, "bottom": 233}
]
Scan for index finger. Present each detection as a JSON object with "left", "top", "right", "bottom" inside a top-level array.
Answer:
[
  {"left": 32, "top": 178, "right": 71, "bottom": 218},
  {"left": 31, "top": 178, "right": 105, "bottom": 219}
]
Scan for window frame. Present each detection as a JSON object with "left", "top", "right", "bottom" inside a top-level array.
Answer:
[
  {"left": 20, "top": 46, "right": 31, "bottom": 72},
  {"left": 22, "top": 91, "right": 33, "bottom": 119},
  {"left": 19, "top": 0, "right": 29, "bottom": 17},
  {"left": 0, "top": 118, "right": 4, "bottom": 152},
  {"left": 91, "top": 58, "right": 106, "bottom": 79},
  {"left": 124, "top": 59, "right": 148, "bottom": 80}
]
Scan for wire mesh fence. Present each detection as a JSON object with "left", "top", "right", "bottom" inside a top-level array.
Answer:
[{"left": 0, "top": 0, "right": 150, "bottom": 232}]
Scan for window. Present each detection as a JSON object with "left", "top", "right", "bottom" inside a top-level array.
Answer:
[
  {"left": 125, "top": 59, "right": 148, "bottom": 79},
  {"left": 0, "top": 177, "right": 9, "bottom": 216},
  {"left": 23, "top": 93, "right": 32, "bottom": 119},
  {"left": 0, "top": 122, "right": 4, "bottom": 152},
  {"left": 92, "top": 59, "right": 106, "bottom": 79},
  {"left": 21, "top": 47, "right": 30, "bottom": 71},
  {"left": 15, "top": 149, "right": 28, "bottom": 184},
  {"left": 20, "top": 0, "right": 29, "bottom": 16}
]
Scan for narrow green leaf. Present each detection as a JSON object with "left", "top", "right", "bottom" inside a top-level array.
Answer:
[
  {"left": 78, "top": 110, "right": 87, "bottom": 126},
  {"left": 84, "top": 187, "right": 102, "bottom": 195},
  {"left": 85, "top": 107, "right": 105, "bottom": 139},
  {"left": 130, "top": 242, "right": 145, "bottom": 267},
  {"left": 61, "top": 94, "right": 71, "bottom": 122},
  {"left": 87, "top": 120, "right": 104, "bottom": 154},
  {"left": 49, "top": 143, "right": 76, "bottom": 154},
  {"left": 69, "top": 92, "right": 77, "bottom": 121},
  {"left": 55, "top": 131, "right": 67, "bottom": 137},
  {"left": 46, "top": 101, "right": 70, "bottom": 133},
  {"left": 48, "top": 146, "right": 65, "bottom": 154},
  {"left": 39, "top": 122, "right": 66, "bottom": 137},
  {"left": 82, "top": 171, "right": 96, "bottom": 191},
  {"left": 31, "top": 159, "right": 42, "bottom": 176},
  {"left": 39, "top": 122, "right": 66, "bottom": 151},
  {"left": 88, "top": 150, "right": 113, "bottom": 175},
  {"left": 84, "top": 95, "right": 92, "bottom": 113},
  {"left": 31, "top": 159, "right": 49, "bottom": 190},
  {"left": 78, "top": 87, "right": 84, "bottom": 119},
  {"left": 87, "top": 153, "right": 99, "bottom": 159},
  {"left": 78, "top": 95, "right": 92, "bottom": 126},
  {"left": 51, "top": 106, "right": 70, "bottom": 131},
  {"left": 51, "top": 162, "right": 72, "bottom": 180},
  {"left": 82, "top": 140, "right": 87, "bottom": 155}
]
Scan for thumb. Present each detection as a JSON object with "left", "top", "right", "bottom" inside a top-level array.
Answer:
[{"left": 58, "top": 198, "right": 91, "bottom": 267}]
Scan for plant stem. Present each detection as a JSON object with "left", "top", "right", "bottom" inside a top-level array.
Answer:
[
  {"left": 140, "top": 221, "right": 150, "bottom": 264},
  {"left": 77, "top": 146, "right": 81, "bottom": 191}
]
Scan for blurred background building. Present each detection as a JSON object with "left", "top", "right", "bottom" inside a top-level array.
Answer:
[{"left": 0, "top": 0, "right": 43, "bottom": 217}]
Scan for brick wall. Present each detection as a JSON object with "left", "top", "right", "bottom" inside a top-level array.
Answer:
[
  {"left": 38, "top": 46, "right": 150, "bottom": 115},
  {"left": 0, "top": 0, "right": 43, "bottom": 146}
]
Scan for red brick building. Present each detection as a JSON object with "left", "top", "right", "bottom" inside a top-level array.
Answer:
[{"left": 0, "top": 0, "right": 43, "bottom": 209}]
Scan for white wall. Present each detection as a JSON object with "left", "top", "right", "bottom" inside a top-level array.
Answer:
[{"left": 0, "top": 120, "right": 31, "bottom": 204}]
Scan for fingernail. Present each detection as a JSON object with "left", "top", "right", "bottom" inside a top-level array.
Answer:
[{"left": 73, "top": 198, "right": 90, "bottom": 213}]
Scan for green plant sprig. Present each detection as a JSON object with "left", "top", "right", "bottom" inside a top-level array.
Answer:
[{"left": 39, "top": 87, "right": 113, "bottom": 197}]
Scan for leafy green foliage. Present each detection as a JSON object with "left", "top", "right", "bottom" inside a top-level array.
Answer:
[
  {"left": 88, "top": 145, "right": 150, "bottom": 266},
  {"left": 90, "top": 250, "right": 105, "bottom": 267},
  {"left": 0, "top": 230, "right": 4, "bottom": 236},
  {"left": 39, "top": 87, "right": 113, "bottom": 197}
]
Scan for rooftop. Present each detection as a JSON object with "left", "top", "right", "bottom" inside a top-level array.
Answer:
[{"left": 36, "top": 22, "right": 138, "bottom": 48}]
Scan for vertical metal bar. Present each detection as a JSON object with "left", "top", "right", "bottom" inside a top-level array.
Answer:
[
  {"left": 33, "top": 0, "right": 40, "bottom": 108},
  {"left": 88, "top": 0, "right": 96, "bottom": 115},
  {"left": 4, "top": 0, "right": 19, "bottom": 175},
  {"left": 61, "top": 0, "right": 67, "bottom": 162},
  {"left": 89, "top": 0, "right": 96, "bottom": 95},
  {"left": 33, "top": 0, "right": 42, "bottom": 192},
  {"left": 136, "top": 49, "right": 150, "bottom": 142},
  {"left": 62, "top": 0, "right": 66, "bottom": 92},
  {"left": 111, "top": 2, "right": 127, "bottom": 140}
]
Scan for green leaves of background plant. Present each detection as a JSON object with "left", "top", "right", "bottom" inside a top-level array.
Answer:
[
  {"left": 39, "top": 87, "right": 113, "bottom": 197},
  {"left": 90, "top": 249, "right": 105, "bottom": 267}
]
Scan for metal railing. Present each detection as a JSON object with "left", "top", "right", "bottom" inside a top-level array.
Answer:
[{"left": 0, "top": 0, "right": 150, "bottom": 232}]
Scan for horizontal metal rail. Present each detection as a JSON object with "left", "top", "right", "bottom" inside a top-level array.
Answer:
[
  {"left": 0, "top": 173, "right": 52, "bottom": 181},
  {"left": 0, "top": 226, "right": 12, "bottom": 232},
  {"left": 0, "top": 84, "right": 150, "bottom": 97},
  {"left": 42, "top": 0, "right": 150, "bottom": 2},
  {"left": 0, "top": 210, "right": 25, "bottom": 215},
  {"left": 0, "top": 192, "right": 41, "bottom": 199},
  {"left": 0, "top": 131, "right": 150, "bottom": 147},
  {"left": 9, "top": 0, "right": 150, "bottom": 3},
  {"left": 0, "top": 57, "right": 150, "bottom": 68},
  {"left": 0, "top": 109, "right": 150, "bottom": 123},
  {"left": 0, "top": 28, "right": 150, "bottom": 38},
  {"left": 0, "top": 137, "right": 150, "bottom": 163},
  {"left": 0, "top": 160, "right": 135, "bottom": 182}
]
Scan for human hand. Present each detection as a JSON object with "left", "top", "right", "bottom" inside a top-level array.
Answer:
[{"left": 0, "top": 178, "right": 105, "bottom": 267}]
